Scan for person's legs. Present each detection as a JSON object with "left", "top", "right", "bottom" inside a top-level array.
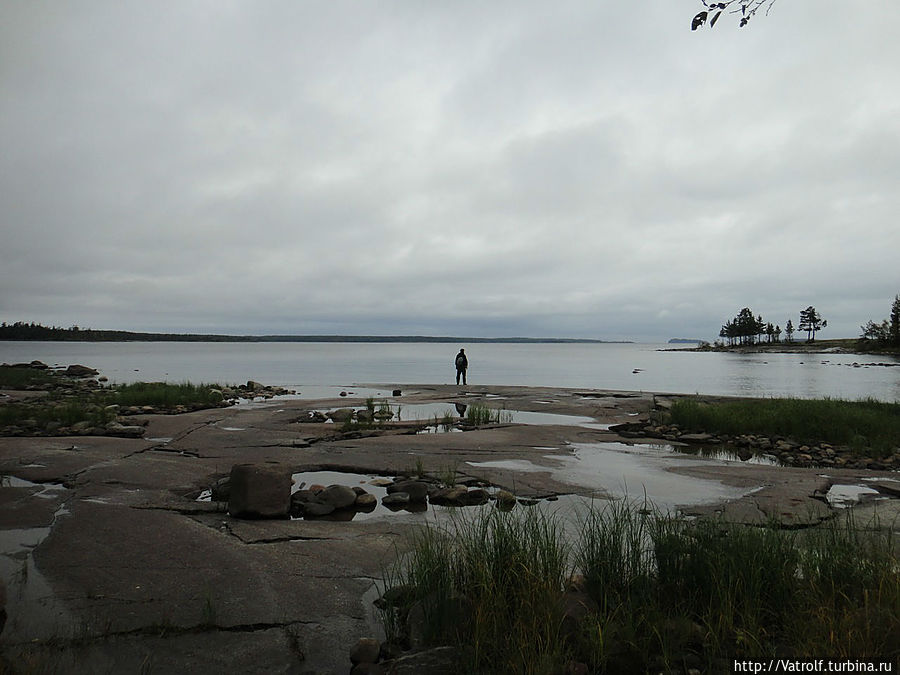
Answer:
[
  {"left": 456, "top": 370, "right": 461, "bottom": 385},
  {"left": 462, "top": 369, "right": 467, "bottom": 385}
]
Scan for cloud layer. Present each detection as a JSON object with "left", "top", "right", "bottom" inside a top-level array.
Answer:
[{"left": 2, "top": 1, "right": 899, "bottom": 340}]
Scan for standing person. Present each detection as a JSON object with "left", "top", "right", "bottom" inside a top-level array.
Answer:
[{"left": 455, "top": 348, "right": 468, "bottom": 386}]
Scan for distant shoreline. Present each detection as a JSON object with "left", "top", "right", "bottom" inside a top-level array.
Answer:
[{"left": 0, "top": 327, "right": 627, "bottom": 344}]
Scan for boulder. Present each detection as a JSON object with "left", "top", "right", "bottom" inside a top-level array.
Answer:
[
  {"left": 228, "top": 464, "right": 291, "bottom": 519},
  {"left": 429, "top": 486, "right": 469, "bottom": 506},
  {"left": 382, "top": 493, "right": 410, "bottom": 506},
  {"left": 65, "top": 364, "right": 99, "bottom": 377},
  {"left": 495, "top": 490, "right": 517, "bottom": 511},
  {"left": 328, "top": 408, "right": 355, "bottom": 424},
  {"left": 462, "top": 488, "right": 489, "bottom": 506},
  {"left": 301, "top": 502, "right": 336, "bottom": 517},
  {"left": 318, "top": 484, "right": 358, "bottom": 510},
  {"left": 355, "top": 493, "right": 378, "bottom": 508},
  {"left": 387, "top": 480, "right": 429, "bottom": 503},
  {"left": 105, "top": 422, "right": 145, "bottom": 438}
]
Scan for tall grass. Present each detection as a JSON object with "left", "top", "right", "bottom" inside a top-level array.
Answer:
[
  {"left": 381, "top": 507, "right": 570, "bottom": 673},
  {"left": 104, "top": 381, "right": 225, "bottom": 408},
  {"left": 465, "top": 403, "right": 514, "bottom": 426},
  {"left": 0, "top": 399, "right": 113, "bottom": 428},
  {"left": 382, "top": 502, "right": 900, "bottom": 673},
  {"left": 0, "top": 365, "right": 57, "bottom": 388},
  {"left": 668, "top": 397, "right": 900, "bottom": 456},
  {"left": 1, "top": 381, "right": 227, "bottom": 431}
]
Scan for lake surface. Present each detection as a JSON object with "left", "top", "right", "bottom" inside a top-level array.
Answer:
[{"left": 1, "top": 341, "right": 898, "bottom": 401}]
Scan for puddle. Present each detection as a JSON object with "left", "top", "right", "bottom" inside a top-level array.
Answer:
[
  {"left": 236, "top": 386, "right": 395, "bottom": 406},
  {"left": 0, "top": 479, "right": 74, "bottom": 641},
  {"left": 220, "top": 427, "right": 246, "bottom": 432},
  {"left": 471, "top": 442, "right": 756, "bottom": 510},
  {"left": 205, "top": 469, "right": 602, "bottom": 525},
  {"left": 671, "top": 445, "right": 782, "bottom": 466},
  {"left": 416, "top": 425, "right": 464, "bottom": 435},
  {"left": 825, "top": 484, "right": 885, "bottom": 508},
  {"left": 346, "top": 401, "right": 598, "bottom": 426},
  {"left": 147, "top": 437, "right": 173, "bottom": 443},
  {"left": 2, "top": 476, "right": 68, "bottom": 499},
  {"left": 290, "top": 471, "right": 438, "bottom": 521},
  {"left": 307, "top": 401, "right": 600, "bottom": 433},
  {"left": 468, "top": 459, "right": 551, "bottom": 473}
]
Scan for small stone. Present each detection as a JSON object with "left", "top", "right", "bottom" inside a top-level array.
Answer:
[
  {"left": 387, "top": 480, "right": 428, "bottom": 503},
  {"left": 382, "top": 493, "right": 410, "bottom": 506},
  {"left": 429, "top": 485, "right": 468, "bottom": 506},
  {"left": 495, "top": 490, "right": 517, "bottom": 511},
  {"left": 462, "top": 488, "right": 489, "bottom": 506},
  {"left": 355, "top": 493, "right": 377, "bottom": 508}
]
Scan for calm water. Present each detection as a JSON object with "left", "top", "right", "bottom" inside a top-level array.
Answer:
[{"left": 1, "top": 341, "right": 898, "bottom": 401}]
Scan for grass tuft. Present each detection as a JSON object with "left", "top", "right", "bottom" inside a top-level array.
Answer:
[
  {"left": 668, "top": 396, "right": 900, "bottom": 457},
  {"left": 382, "top": 502, "right": 900, "bottom": 673}
]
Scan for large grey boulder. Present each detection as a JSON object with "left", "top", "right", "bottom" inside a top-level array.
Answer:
[
  {"left": 328, "top": 408, "right": 355, "bottom": 424},
  {"left": 228, "top": 463, "right": 291, "bottom": 519},
  {"left": 318, "top": 484, "right": 358, "bottom": 510}
]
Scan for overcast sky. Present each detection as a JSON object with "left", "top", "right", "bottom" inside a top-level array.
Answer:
[{"left": 2, "top": 1, "right": 898, "bottom": 341}]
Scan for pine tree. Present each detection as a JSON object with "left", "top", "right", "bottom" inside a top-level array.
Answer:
[{"left": 799, "top": 306, "right": 826, "bottom": 342}]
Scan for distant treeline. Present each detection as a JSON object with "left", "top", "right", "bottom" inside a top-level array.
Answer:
[{"left": 0, "top": 322, "right": 617, "bottom": 344}]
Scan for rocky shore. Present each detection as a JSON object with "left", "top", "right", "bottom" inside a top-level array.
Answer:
[{"left": 1, "top": 372, "right": 898, "bottom": 673}]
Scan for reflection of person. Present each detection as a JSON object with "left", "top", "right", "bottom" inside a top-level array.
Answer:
[{"left": 455, "top": 348, "right": 468, "bottom": 386}]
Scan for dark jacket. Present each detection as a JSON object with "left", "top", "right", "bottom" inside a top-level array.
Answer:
[{"left": 455, "top": 352, "right": 468, "bottom": 370}]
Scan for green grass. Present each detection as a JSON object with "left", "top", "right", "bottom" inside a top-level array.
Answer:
[
  {"left": 0, "top": 398, "right": 113, "bottom": 429},
  {"left": 104, "top": 381, "right": 225, "bottom": 408},
  {"left": 0, "top": 365, "right": 57, "bottom": 389},
  {"left": 1, "top": 380, "right": 229, "bottom": 432},
  {"left": 465, "top": 403, "right": 514, "bottom": 426},
  {"left": 381, "top": 503, "right": 900, "bottom": 673},
  {"left": 668, "top": 397, "right": 900, "bottom": 457},
  {"left": 382, "top": 507, "right": 569, "bottom": 672}
]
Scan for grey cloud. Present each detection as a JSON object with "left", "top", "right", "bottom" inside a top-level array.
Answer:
[{"left": 2, "top": 1, "right": 899, "bottom": 341}]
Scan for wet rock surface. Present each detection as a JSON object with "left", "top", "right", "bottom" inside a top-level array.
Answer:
[{"left": 1, "top": 383, "right": 897, "bottom": 672}]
